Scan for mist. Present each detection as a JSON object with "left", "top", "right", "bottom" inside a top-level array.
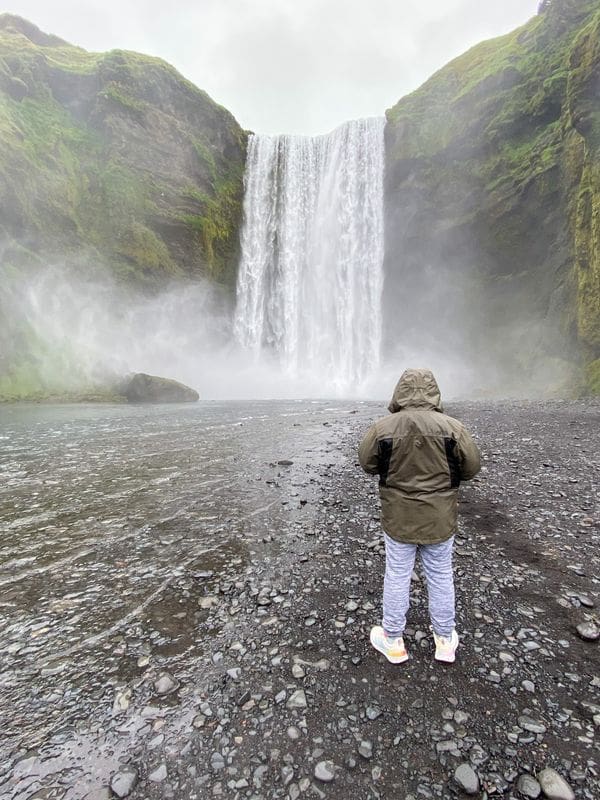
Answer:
[
  {"left": 0, "top": 261, "right": 387, "bottom": 401},
  {"left": 2, "top": 255, "right": 572, "bottom": 405},
  {"left": 0, "top": 257, "right": 489, "bottom": 402}
]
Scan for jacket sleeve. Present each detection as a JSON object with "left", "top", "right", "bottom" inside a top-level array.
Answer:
[
  {"left": 358, "top": 424, "right": 379, "bottom": 475},
  {"left": 458, "top": 427, "right": 481, "bottom": 481}
]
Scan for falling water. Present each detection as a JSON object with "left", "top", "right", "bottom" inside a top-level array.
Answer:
[{"left": 233, "top": 117, "right": 385, "bottom": 394}]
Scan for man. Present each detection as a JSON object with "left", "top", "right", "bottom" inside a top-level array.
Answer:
[{"left": 358, "top": 368, "right": 481, "bottom": 664}]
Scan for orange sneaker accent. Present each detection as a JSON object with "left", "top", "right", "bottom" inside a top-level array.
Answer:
[{"left": 370, "top": 625, "right": 409, "bottom": 664}]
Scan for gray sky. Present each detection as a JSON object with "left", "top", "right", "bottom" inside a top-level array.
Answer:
[{"left": 6, "top": 0, "right": 541, "bottom": 135}]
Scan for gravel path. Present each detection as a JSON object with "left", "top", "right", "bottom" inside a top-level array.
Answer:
[{"left": 2, "top": 400, "right": 599, "bottom": 800}]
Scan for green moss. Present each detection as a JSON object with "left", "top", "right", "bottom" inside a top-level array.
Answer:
[
  {"left": 115, "top": 222, "right": 181, "bottom": 276},
  {"left": 99, "top": 81, "right": 147, "bottom": 116},
  {"left": 178, "top": 163, "right": 245, "bottom": 284},
  {"left": 385, "top": 1, "right": 600, "bottom": 377},
  {"left": 583, "top": 359, "right": 600, "bottom": 394}
]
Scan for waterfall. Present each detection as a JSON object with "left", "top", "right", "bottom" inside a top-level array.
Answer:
[{"left": 233, "top": 117, "right": 385, "bottom": 394}]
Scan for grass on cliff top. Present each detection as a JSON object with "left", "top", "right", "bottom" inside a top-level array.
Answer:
[
  {"left": 386, "top": 3, "right": 599, "bottom": 149},
  {"left": 0, "top": 14, "right": 236, "bottom": 121}
]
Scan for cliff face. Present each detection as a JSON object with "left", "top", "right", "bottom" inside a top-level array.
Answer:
[
  {"left": 0, "top": 14, "right": 247, "bottom": 286},
  {"left": 384, "top": 0, "right": 600, "bottom": 394}
]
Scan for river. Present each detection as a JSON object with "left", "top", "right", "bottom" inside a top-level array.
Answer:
[{"left": 0, "top": 399, "right": 370, "bottom": 798}]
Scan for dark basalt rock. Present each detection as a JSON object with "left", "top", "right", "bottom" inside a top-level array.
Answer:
[{"left": 123, "top": 372, "right": 199, "bottom": 403}]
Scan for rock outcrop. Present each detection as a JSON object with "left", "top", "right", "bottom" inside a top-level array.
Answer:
[
  {"left": 122, "top": 373, "right": 199, "bottom": 403},
  {"left": 383, "top": 0, "right": 600, "bottom": 394},
  {"left": 0, "top": 14, "right": 247, "bottom": 287}
]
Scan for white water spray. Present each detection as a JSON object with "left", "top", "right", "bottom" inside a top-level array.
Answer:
[{"left": 234, "top": 117, "right": 385, "bottom": 394}]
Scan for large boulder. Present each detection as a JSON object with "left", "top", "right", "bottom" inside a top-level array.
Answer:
[{"left": 123, "top": 373, "right": 199, "bottom": 403}]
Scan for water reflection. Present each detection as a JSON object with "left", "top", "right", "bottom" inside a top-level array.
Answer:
[{"left": 0, "top": 399, "right": 362, "bottom": 797}]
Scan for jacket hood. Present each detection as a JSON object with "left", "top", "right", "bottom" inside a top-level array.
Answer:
[{"left": 388, "top": 368, "right": 443, "bottom": 413}]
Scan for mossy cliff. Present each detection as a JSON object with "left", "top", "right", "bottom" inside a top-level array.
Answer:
[
  {"left": 0, "top": 14, "right": 247, "bottom": 287},
  {"left": 384, "top": 0, "right": 600, "bottom": 394}
]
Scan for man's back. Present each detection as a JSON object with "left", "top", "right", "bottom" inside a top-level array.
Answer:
[{"left": 359, "top": 369, "right": 480, "bottom": 544}]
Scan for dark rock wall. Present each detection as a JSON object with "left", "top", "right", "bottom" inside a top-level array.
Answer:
[
  {"left": 383, "top": 0, "right": 600, "bottom": 393},
  {"left": 0, "top": 14, "right": 247, "bottom": 288}
]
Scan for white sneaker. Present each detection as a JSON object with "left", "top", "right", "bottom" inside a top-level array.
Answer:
[
  {"left": 433, "top": 629, "right": 459, "bottom": 663},
  {"left": 370, "top": 626, "right": 409, "bottom": 664}
]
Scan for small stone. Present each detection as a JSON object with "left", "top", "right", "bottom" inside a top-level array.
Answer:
[
  {"left": 210, "top": 752, "right": 225, "bottom": 772},
  {"left": 287, "top": 726, "right": 301, "bottom": 740},
  {"left": 154, "top": 673, "right": 178, "bottom": 696},
  {"left": 281, "top": 765, "right": 294, "bottom": 785},
  {"left": 521, "top": 680, "right": 535, "bottom": 693},
  {"left": 148, "top": 764, "right": 167, "bottom": 783},
  {"left": 291, "top": 664, "right": 305, "bottom": 679},
  {"left": 517, "top": 774, "right": 541, "bottom": 798},
  {"left": 454, "top": 763, "right": 479, "bottom": 795},
  {"left": 366, "top": 706, "right": 382, "bottom": 721},
  {"left": 112, "top": 688, "right": 132, "bottom": 714},
  {"left": 518, "top": 715, "right": 547, "bottom": 734},
  {"left": 576, "top": 621, "right": 599, "bottom": 641},
  {"left": 286, "top": 689, "right": 307, "bottom": 709},
  {"left": 358, "top": 740, "right": 373, "bottom": 759},
  {"left": 226, "top": 668, "right": 241, "bottom": 681},
  {"left": 314, "top": 761, "right": 335, "bottom": 782},
  {"left": 237, "top": 690, "right": 251, "bottom": 706},
  {"left": 576, "top": 594, "right": 595, "bottom": 608},
  {"left": 109, "top": 768, "right": 138, "bottom": 798},
  {"left": 537, "top": 767, "right": 575, "bottom": 800}
]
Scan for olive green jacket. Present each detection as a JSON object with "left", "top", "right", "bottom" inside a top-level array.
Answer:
[{"left": 358, "top": 369, "right": 481, "bottom": 545}]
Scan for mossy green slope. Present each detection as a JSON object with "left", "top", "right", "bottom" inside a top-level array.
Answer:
[
  {"left": 0, "top": 14, "right": 247, "bottom": 287},
  {"left": 384, "top": 0, "right": 600, "bottom": 394}
]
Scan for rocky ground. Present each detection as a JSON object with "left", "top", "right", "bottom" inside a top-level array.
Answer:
[{"left": 2, "top": 399, "right": 599, "bottom": 800}]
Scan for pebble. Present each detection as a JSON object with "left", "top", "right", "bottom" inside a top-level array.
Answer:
[
  {"left": 522, "top": 680, "right": 536, "bottom": 693},
  {"left": 314, "top": 761, "right": 335, "bottom": 782},
  {"left": 237, "top": 690, "right": 251, "bottom": 706},
  {"left": 366, "top": 705, "right": 382, "bottom": 721},
  {"left": 537, "top": 767, "right": 575, "bottom": 800},
  {"left": 518, "top": 715, "right": 547, "bottom": 734},
  {"left": 148, "top": 764, "right": 167, "bottom": 782},
  {"left": 454, "top": 763, "right": 479, "bottom": 795},
  {"left": 154, "top": 673, "right": 178, "bottom": 696},
  {"left": 286, "top": 689, "right": 307, "bottom": 709},
  {"left": 109, "top": 768, "right": 138, "bottom": 798},
  {"left": 358, "top": 740, "right": 373, "bottom": 759},
  {"left": 210, "top": 752, "right": 225, "bottom": 772},
  {"left": 576, "top": 621, "right": 599, "bottom": 641},
  {"left": 575, "top": 594, "right": 595, "bottom": 608},
  {"left": 517, "top": 774, "right": 541, "bottom": 798}
]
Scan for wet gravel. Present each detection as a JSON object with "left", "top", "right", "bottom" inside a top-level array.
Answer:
[{"left": 0, "top": 398, "right": 598, "bottom": 799}]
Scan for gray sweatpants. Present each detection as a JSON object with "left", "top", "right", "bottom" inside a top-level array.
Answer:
[{"left": 383, "top": 533, "right": 455, "bottom": 638}]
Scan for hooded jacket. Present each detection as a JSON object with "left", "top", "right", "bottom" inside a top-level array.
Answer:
[{"left": 358, "top": 368, "right": 481, "bottom": 545}]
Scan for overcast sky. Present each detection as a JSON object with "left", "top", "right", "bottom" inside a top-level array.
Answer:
[{"left": 6, "top": 0, "right": 541, "bottom": 135}]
